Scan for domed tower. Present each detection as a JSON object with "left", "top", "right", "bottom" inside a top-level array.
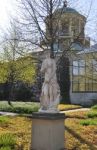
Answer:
[{"left": 45, "top": 0, "right": 90, "bottom": 53}]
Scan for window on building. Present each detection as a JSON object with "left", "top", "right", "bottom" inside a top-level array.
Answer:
[
  {"left": 71, "top": 18, "right": 80, "bottom": 37},
  {"left": 53, "top": 42, "right": 63, "bottom": 52},
  {"left": 72, "top": 59, "right": 97, "bottom": 92},
  {"left": 60, "top": 21, "right": 69, "bottom": 36}
]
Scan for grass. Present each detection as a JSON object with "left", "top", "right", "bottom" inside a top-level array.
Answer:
[
  {"left": 0, "top": 133, "right": 16, "bottom": 146},
  {"left": 0, "top": 133, "right": 16, "bottom": 150},
  {"left": 64, "top": 106, "right": 97, "bottom": 150},
  {"left": 0, "top": 116, "right": 9, "bottom": 125},
  {"left": 0, "top": 146, "right": 12, "bottom": 150},
  {"left": 0, "top": 116, "right": 32, "bottom": 150},
  {"left": 0, "top": 102, "right": 97, "bottom": 150},
  {"left": 0, "top": 107, "right": 96, "bottom": 150}
]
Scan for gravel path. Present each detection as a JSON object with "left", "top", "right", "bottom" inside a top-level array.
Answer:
[{"left": 0, "top": 112, "right": 18, "bottom": 116}]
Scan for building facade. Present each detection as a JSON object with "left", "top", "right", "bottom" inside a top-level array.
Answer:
[
  {"left": 71, "top": 48, "right": 97, "bottom": 106},
  {"left": 34, "top": 1, "right": 97, "bottom": 105},
  {"left": 53, "top": 2, "right": 97, "bottom": 106},
  {"left": 51, "top": 2, "right": 97, "bottom": 105}
]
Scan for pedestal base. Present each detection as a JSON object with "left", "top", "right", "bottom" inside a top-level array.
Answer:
[{"left": 30, "top": 113, "right": 65, "bottom": 150}]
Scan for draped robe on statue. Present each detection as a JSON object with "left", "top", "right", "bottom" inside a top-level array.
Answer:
[{"left": 39, "top": 55, "right": 60, "bottom": 113}]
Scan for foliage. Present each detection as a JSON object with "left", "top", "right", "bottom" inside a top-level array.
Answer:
[
  {"left": 91, "top": 105, "right": 97, "bottom": 110},
  {"left": 15, "top": 57, "right": 36, "bottom": 83},
  {"left": 0, "top": 116, "right": 9, "bottom": 126},
  {"left": 87, "top": 111, "right": 97, "bottom": 118},
  {"left": 0, "top": 56, "right": 36, "bottom": 102},
  {"left": 14, "top": 84, "right": 33, "bottom": 101},
  {"left": 0, "top": 101, "right": 39, "bottom": 114},
  {"left": 11, "top": 106, "right": 38, "bottom": 114},
  {"left": 0, "top": 133, "right": 16, "bottom": 147},
  {"left": 0, "top": 56, "right": 36, "bottom": 84},
  {"left": 0, "top": 146, "right": 11, "bottom": 150},
  {"left": 80, "top": 119, "right": 97, "bottom": 126},
  {"left": 0, "top": 63, "right": 8, "bottom": 84}
]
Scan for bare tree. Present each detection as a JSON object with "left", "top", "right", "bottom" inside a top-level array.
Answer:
[
  {"left": 6, "top": 0, "right": 94, "bottom": 103},
  {"left": 14, "top": 0, "right": 81, "bottom": 56}
]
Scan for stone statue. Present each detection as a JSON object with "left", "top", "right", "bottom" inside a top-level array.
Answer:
[{"left": 39, "top": 52, "right": 60, "bottom": 113}]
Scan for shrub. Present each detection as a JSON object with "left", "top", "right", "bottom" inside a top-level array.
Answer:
[
  {"left": 0, "top": 102, "right": 39, "bottom": 114},
  {"left": 0, "top": 133, "right": 16, "bottom": 147},
  {"left": 15, "top": 85, "right": 33, "bottom": 101},
  {"left": 87, "top": 111, "right": 97, "bottom": 118},
  {"left": 80, "top": 119, "right": 97, "bottom": 126},
  {"left": 91, "top": 105, "right": 97, "bottom": 110},
  {"left": 11, "top": 106, "right": 38, "bottom": 114},
  {"left": 0, "top": 107, "right": 12, "bottom": 112}
]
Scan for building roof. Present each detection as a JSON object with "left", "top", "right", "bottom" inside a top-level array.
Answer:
[
  {"left": 70, "top": 43, "right": 84, "bottom": 51},
  {"left": 55, "top": 6, "right": 85, "bottom": 19},
  {"left": 57, "top": 7, "right": 79, "bottom": 14},
  {"left": 91, "top": 44, "right": 97, "bottom": 49},
  {"left": 77, "top": 47, "right": 97, "bottom": 54},
  {"left": 77, "top": 43, "right": 97, "bottom": 54}
]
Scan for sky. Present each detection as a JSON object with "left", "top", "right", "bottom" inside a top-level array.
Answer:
[
  {"left": 0, "top": 0, "right": 14, "bottom": 29},
  {"left": 0, "top": 0, "right": 97, "bottom": 42},
  {"left": 77, "top": 0, "right": 97, "bottom": 41}
]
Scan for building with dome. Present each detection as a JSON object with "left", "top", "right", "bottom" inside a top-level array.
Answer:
[
  {"left": 35, "top": 1, "right": 97, "bottom": 106},
  {"left": 45, "top": 0, "right": 90, "bottom": 53},
  {"left": 53, "top": 1, "right": 97, "bottom": 106}
]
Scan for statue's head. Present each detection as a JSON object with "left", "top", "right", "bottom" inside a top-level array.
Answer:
[
  {"left": 44, "top": 50, "right": 50, "bottom": 58},
  {"left": 43, "top": 49, "right": 54, "bottom": 59}
]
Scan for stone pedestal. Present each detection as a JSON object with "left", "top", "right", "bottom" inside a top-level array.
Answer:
[{"left": 30, "top": 113, "right": 65, "bottom": 150}]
